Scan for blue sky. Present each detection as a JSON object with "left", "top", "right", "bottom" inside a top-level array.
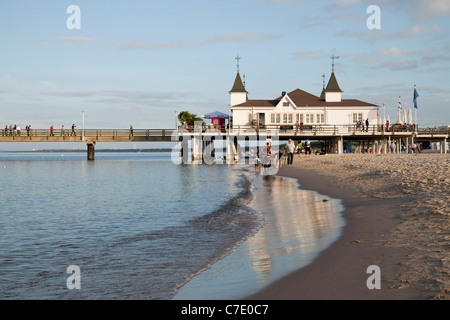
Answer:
[{"left": 0, "top": 0, "right": 449, "bottom": 138}]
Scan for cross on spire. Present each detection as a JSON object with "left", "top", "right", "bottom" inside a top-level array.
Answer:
[
  {"left": 322, "top": 73, "right": 326, "bottom": 89},
  {"left": 330, "top": 54, "right": 340, "bottom": 73},
  {"left": 235, "top": 55, "right": 241, "bottom": 73}
]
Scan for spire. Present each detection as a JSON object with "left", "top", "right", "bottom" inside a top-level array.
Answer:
[
  {"left": 230, "top": 72, "right": 247, "bottom": 93},
  {"left": 230, "top": 56, "right": 248, "bottom": 106},
  {"left": 324, "top": 72, "right": 343, "bottom": 93},
  {"left": 320, "top": 73, "right": 326, "bottom": 100}
]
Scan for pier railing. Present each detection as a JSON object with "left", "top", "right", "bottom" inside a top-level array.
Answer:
[
  {"left": 179, "top": 124, "right": 420, "bottom": 135},
  {"left": 1, "top": 125, "right": 447, "bottom": 139},
  {"left": 0, "top": 128, "right": 176, "bottom": 138}
]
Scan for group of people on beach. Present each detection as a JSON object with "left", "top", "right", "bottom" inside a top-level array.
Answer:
[{"left": 254, "top": 138, "right": 316, "bottom": 173}]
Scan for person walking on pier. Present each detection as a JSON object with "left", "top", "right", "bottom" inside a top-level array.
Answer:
[
  {"left": 365, "top": 118, "right": 369, "bottom": 132},
  {"left": 50, "top": 125, "right": 54, "bottom": 136},
  {"left": 72, "top": 124, "right": 76, "bottom": 136},
  {"left": 61, "top": 125, "right": 65, "bottom": 136},
  {"left": 130, "top": 124, "right": 134, "bottom": 136}
]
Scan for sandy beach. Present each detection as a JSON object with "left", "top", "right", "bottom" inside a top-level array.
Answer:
[{"left": 247, "top": 153, "right": 449, "bottom": 300}]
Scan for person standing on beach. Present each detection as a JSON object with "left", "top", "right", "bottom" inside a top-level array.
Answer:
[
  {"left": 286, "top": 139, "right": 295, "bottom": 165},
  {"left": 305, "top": 139, "right": 311, "bottom": 157},
  {"left": 297, "top": 140, "right": 303, "bottom": 157},
  {"left": 278, "top": 147, "right": 284, "bottom": 168},
  {"left": 390, "top": 141, "right": 396, "bottom": 154},
  {"left": 254, "top": 155, "right": 261, "bottom": 172}
]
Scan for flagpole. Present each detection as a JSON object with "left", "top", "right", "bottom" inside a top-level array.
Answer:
[{"left": 414, "top": 85, "right": 418, "bottom": 131}]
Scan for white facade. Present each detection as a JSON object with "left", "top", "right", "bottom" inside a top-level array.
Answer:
[{"left": 230, "top": 72, "right": 379, "bottom": 127}]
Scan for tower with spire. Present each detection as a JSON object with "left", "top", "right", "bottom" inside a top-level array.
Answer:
[
  {"left": 323, "top": 54, "right": 343, "bottom": 102},
  {"left": 229, "top": 55, "right": 248, "bottom": 107}
]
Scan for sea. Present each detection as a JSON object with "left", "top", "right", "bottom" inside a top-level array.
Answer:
[{"left": 0, "top": 151, "right": 345, "bottom": 299}]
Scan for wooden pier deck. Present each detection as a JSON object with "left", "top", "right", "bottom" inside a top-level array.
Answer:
[{"left": 0, "top": 125, "right": 448, "bottom": 159}]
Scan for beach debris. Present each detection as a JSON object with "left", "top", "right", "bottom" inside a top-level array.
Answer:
[
  {"left": 397, "top": 279, "right": 415, "bottom": 289},
  {"left": 351, "top": 239, "right": 361, "bottom": 244}
]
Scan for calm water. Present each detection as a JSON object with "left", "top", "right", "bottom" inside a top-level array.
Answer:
[{"left": 0, "top": 152, "right": 344, "bottom": 299}]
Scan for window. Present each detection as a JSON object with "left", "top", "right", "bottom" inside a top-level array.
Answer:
[
  {"left": 317, "top": 114, "right": 324, "bottom": 124},
  {"left": 283, "top": 113, "right": 288, "bottom": 124},
  {"left": 296, "top": 113, "right": 304, "bottom": 124},
  {"left": 270, "top": 113, "right": 281, "bottom": 124},
  {"left": 283, "top": 102, "right": 290, "bottom": 107},
  {"left": 248, "top": 113, "right": 252, "bottom": 125},
  {"left": 288, "top": 113, "right": 293, "bottom": 123},
  {"left": 306, "top": 114, "right": 314, "bottom": 124},
  {"left": 352, "top": 113, "right": 363, "bottom": 123}
]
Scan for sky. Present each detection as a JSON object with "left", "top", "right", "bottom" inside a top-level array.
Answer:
[{"left": 0, "top": 0, "right": 449, "bottom": 147}]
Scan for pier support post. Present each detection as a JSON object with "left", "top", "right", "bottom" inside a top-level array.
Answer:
[
  {"left": 337, "top": 136, "right": 343, "bottom": 154},
  {"left": 87, "top": 141, "right": 95, "bottom": 161}
]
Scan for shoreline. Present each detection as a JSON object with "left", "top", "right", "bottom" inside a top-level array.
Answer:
[{"left": 246, "top": 154, "right": 448, "bottom": 300}]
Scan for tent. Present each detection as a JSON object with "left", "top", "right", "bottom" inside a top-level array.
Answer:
[{"left": 202, "top": 111, "right": 229, "bottom": 128}]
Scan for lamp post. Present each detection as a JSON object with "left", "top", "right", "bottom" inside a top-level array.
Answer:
[
  {"left": 82, "top": 110, "right": 85, "bottom": 140},
  {"left": 175, "top": 110, "right": 178, "bottom": 130}
]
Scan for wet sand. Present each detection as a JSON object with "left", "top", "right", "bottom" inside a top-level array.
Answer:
[{"left": 247, "top": 153, "right": 449, "bottom": 300}]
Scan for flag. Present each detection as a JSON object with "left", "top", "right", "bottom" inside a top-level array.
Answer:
[
  {"left": 413, "top": 86, "right": 419, "bottom": 109},
  {"left": 398, "top": 96, "right": 402, "bottom": 111},
  {"left": 377, "top": 111, "right": 380, "bottom": 120}
]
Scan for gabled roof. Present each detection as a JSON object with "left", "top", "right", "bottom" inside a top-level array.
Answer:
[
  {"left": 232, "top": 88, "right": 377, "bottom": 108},
  {"left": 324, "top": 72, "right": 343, "bottom": 93},
  {"left": 229, "top": 72, "right": 247, "bottom": 93}
]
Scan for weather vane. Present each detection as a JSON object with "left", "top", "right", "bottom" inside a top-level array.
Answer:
[
  {"left": 330, "top": 54, "right": 340, "bottom": 73},
  {"left": 236, "top": 55, "right": 241, "bottom": 73}
]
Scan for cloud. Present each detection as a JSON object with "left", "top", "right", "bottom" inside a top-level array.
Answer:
[
  {"left": 120, "top": 32, "right": 281, "bottom": 50},
  {"left": 42, "top": 90, "right": 195, "bottom": 106},
  {"left": 380, "top": 60, "right": 418, "bottom": 71},
  {"left": 268, "top": 0, "right": 304, "bottom": 4},
  {"left": 378, "top": 47, "right": 407, "bottom": 57},
  {"left": 57, "top": 36, "right": 95, "bottom": 44},
  {"left": 54, "top": 32, "right": 281, "bottom": 51},
  {"left": 328, "top": 0, "right": 363, "bottom": 9},
  {"left": 292, "top": 50, "right": 324, "bottom": 60}
]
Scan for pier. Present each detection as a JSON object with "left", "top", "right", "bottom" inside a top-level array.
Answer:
[{"left": 0, "top": 125, "right": 448, "bottom": 160}]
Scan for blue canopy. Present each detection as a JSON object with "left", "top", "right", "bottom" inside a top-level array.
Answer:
[{"left": 201, "top": 111, "right": 229, "bottom": 119}]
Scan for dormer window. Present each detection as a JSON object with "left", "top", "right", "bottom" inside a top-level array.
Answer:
[{"left": 283, "top": 102, "right": 289, "bottom": 107}]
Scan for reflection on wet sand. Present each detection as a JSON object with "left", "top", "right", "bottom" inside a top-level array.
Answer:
[
  {"left": 173, "top": 173, "right": 344, "bottom": 300},
  {"left": 246, "top": 175, "right": 344, "bottom": 283}
]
